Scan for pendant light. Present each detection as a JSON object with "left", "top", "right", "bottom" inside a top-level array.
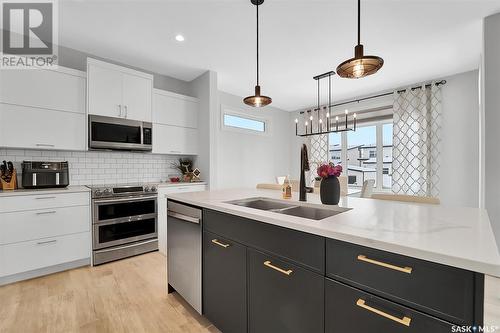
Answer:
[
  {"left": 244, "top": 0, "right": 272, "bottom": 107},
  {"left": 336, "top": 0, "right": 384, "bottom": 79}
]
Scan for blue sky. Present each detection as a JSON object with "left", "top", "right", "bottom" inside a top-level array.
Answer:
[{"left": 329, "top": 124, "right": 393, "bottom": 147}]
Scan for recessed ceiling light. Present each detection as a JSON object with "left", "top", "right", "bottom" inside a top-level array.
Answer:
[{"left": 175, "top": 34, "right": 185, "bottom": 42}]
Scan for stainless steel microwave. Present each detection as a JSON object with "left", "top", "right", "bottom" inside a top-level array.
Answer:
[{"left": 89, "top": 115, "right": 152, "bottom": 151}]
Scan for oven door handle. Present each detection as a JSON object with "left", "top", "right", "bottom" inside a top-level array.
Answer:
[
  {"left": 167, "top": 210, "right": 200, "bottom": 224},
  {"left": 94, "top": 213, "right": 157, "bottom": 226},
  {"left": 93, "top": 195, "right": 157, "bottom": 204}
]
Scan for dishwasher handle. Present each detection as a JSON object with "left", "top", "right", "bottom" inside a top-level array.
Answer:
[{"left": 167, "top": 210, "right": 200, "bottom": 224}]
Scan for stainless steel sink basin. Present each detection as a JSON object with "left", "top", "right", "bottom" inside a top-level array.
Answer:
[
  {"left": 226, "top": 197, "right": 350, "bottom": 221},
  {"left": 229, "top": 198, "right": 296, "bottom": 211},
  {"left": 278, "top": 205, "right": 347, "bottom": 220}
]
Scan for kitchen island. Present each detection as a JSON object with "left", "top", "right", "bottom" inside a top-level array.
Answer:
[{"left": 167, "top": 188, "right": 500, "bottom": 333}]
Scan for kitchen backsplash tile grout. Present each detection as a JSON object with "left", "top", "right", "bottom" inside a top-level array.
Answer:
[{"left": 0, "top": 148, "right": 187, "bottom": 185}]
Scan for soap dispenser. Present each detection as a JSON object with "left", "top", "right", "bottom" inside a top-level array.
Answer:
[{"left": 282, "top": 176, "right": 292, "bottom": 199}]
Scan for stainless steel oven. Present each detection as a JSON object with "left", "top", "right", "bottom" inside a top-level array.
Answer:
[
  {"left": 89, "top": 115, "right": 152, "bottom": 151},
  {"left": 93, "top": 195, "right": 157, "bottom": 249},
  {"left": 90, "top": 184, "right": 158, "bottom": 265}
]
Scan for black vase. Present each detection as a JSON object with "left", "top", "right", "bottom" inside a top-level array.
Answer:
[{"left": 320, "top": 176, "right": 340, "bottom": 205}]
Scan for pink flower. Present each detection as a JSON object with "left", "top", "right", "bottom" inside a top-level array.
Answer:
[{"left": 317, "top": 162, "right": 342, "bottom": 179}]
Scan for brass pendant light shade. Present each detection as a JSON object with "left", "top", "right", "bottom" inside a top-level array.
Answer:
[
  {"left": 336, "top": 44, "right": 384, "bottom": 79},
  {"left": 244, "top": 0, "right": 272, "bottom": 107},
  {"left": 337, "top": 0, "right": 384, "bottom": 79},
  {"left": 244, "top": 85, "right": 272, "bottom": 107}
]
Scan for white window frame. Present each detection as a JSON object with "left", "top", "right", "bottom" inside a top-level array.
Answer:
[
  {"left": 220, "top": 105, "right": 270, "bottom": 136},
  {"left": 333, "top": 119, "right": 393, "bottom": 192}
]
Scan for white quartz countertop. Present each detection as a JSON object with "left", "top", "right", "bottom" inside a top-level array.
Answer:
[
  {"left": 167, "top": 188, "right": 500, "bottom": 277},
  {"left": 0, "top": 186, "right": 90, "bottom": 197}
]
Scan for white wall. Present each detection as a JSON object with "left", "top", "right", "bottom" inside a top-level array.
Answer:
[
  {"left": 483, "top": 13, "right": 500, "bottom": 245},
  {"left": 440, "top": 70, "right": 480, "bottom": 207},
  {"left": 190, "top": 71, "right": 219, "bottom": 189},
  {"left": 288, "top": 70, "right": 481, "bottom": 207},
  {"left": 216, "top": 91, "right": 291, "bottom": 189}
]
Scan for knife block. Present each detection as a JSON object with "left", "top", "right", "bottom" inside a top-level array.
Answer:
[{"left": 0, "top": 170, "right": 18, "bottom": 190}]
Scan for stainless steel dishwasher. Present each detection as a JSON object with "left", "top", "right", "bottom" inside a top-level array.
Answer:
[{"left": 167, "top": 200, "right": 202, "bottom": 313}]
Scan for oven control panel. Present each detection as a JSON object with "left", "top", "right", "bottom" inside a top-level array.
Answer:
[{"left": 90, "top": 184, "right": 158, "bottom": 198}]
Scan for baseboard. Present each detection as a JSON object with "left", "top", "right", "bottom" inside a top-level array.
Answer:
[{"left": 0, "top": 258, "right": 90, "bottom": 286}]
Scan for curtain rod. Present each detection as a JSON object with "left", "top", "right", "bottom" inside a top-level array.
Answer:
[{"left": 300, "top": 80, "right": 447, "bottom": 113}]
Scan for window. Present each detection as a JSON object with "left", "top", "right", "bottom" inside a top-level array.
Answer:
[
  {"left": 347, "top": 126, "right": 377, "bottom": 187},
  {"left": 382, "top": 123, "right": 393, "bottom": 189},
  {"left": 328, "top": 119, "right": 393, "bottom": 191},
  {"left": 329, "top": 132, "right": 342, "bottom": 163},
  {"left": 223, "top": 113, "right": 266, "bottom": 133}
]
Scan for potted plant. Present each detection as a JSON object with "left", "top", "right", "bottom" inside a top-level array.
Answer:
[
  {"left": 171, "top": 158, "right": 194, "bottom": 182},
  {"left": 317, "top": 162, "right": 343, "bottom": 205}
]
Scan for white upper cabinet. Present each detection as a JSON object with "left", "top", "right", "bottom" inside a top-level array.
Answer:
[
  {"left": 87, "top": 63, "right": 123, "bottom": 118},
  {"left": 153, "top": 89, "right": 198, "bottom": 128},
  {"left": 87, "top": 58, "right": 153, "bottom": 122},
  {"left": 0, "top": 104, "right": 86, "bottom": 151},
  {"left": 153, "top": 123, "right": 198, "bottom": 155},
  {"left": 123, "top": 73, "right": 152, "bottom": 122},
  {"left": 0, "top": 67, "right": 85, "bottom": 114},
  {"left": 152, "top": 89, "right": 199, "bottom": 155},
  {"left": 0, "top": 66, "right": 86, "bottom": 151}
]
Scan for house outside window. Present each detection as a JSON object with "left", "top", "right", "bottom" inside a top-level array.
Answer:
[{"left": 329, "top": 119, "right": 393, "bottom": 191}]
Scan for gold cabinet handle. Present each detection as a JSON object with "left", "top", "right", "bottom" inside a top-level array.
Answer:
[
  {"left": 357, "top": 255, "right": 412, "bottom": 274},
  {"left": 211, "top": 239, "right": 230, "bottom": 248},
  {"left": 356, "top": 299, "right": 411, "bottom": 327},
  {"left": 263, "top": 260, "right": 293, "bottom": 276}
]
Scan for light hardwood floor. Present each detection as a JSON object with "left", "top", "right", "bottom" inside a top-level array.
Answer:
[{"left": 0, "top": 252, "right": 220, "bottom": 333}]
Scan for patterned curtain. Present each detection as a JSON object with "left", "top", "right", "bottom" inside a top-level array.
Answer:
[
  {"left": 392, "top": 83, "right": 442, "bottom": 197},
  {"left": 308, "top": 134, "right": 328, "bottom": 184}
]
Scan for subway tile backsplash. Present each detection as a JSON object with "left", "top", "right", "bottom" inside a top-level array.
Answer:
[{"left": 0, "top": 148, "right": 185, "bottom": 186}]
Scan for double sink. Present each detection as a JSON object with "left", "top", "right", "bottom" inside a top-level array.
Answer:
[{"left": 227, "top": 197, "right": 350, "bottom": 221}]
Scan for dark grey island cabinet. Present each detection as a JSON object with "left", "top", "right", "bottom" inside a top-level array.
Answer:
[
  {"left": 248, "top": 249, "right": 324, "bottom": 333},
  {"left": 325, "top": 279, "right": 455, "bottom": 333},
  {"left": 199, "top": 207, "right": 485, "bottom": 333},
  {"left": 203, "top": 230, "right": 247, "bottom": 333}
]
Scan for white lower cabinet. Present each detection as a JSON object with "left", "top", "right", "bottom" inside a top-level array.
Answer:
[
  {"left": 153, "top": 123, "right": 198, "bottom": 155},
  {"left": 0, "top": 232, "right": 90, "bottom": 277},
  {"left": 0, "top": 191, "right": 89, "bottom": 214},
  {"left": 0, "top": 205, "right": 89, "bottom": 245},
  {"left": 0, "top": 190, "right": 91, "bottom": 282},
  {"left": 158, "top": 184, "right": 207, "bottom": 255}
]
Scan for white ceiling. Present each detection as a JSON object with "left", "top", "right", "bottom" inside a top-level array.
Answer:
[{"left": 59, "top": 0, "right": 500, "bottom": 111}]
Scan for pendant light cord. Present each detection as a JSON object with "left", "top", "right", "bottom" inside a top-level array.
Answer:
[
  {"left": 357, "top": 0, "right": 361, "bottom": 45},
  {"left": 256, "top": 1, "right": 260, "bottom": 86}
]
